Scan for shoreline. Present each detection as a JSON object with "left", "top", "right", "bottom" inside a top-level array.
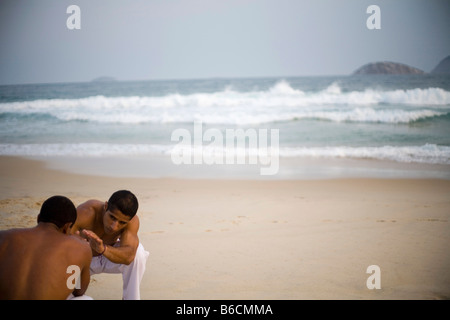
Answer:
[
  {"left": 12, "top": 154, "right": 450, "bottom": 181},
  {"left": 1, "top": 155, "right": 449, "bottom": 299}
]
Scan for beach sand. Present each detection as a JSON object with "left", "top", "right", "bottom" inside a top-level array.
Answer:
[{"left": 0, "top": 155, "right": 449, "bottom": 300}]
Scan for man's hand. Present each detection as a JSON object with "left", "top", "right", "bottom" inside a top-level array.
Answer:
[{"left": 81, "top": 229, "right": 105, "bottom": 254}]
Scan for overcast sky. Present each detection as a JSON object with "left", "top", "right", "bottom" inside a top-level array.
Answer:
[{"left": 0, "top": 0, "right": 449, "bottom": 85}]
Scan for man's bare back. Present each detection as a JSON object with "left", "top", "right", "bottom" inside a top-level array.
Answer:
[
  {"left": 0, "top": 223, "right": 91, "bottom": 300},
  {"left": 0, "top": 195, "right": 92, "bottom": 300}
]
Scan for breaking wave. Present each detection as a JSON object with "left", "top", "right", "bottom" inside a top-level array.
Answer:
[
  {"left": 1, "top": 81, "right": 449, "bottom": 125},
  {"left": 1, "top": 143, "right": 449, "bottom": 165}
]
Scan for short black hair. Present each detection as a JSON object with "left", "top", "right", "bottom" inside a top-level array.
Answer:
[
  {"left": 107, "top": 190, "right": 139, "bottom": 218},
  {"left": 37, "top": 195, "right": 77, "bottom": 228}
]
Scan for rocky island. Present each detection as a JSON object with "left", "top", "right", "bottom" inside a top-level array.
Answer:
[
  {"left": 353, "top": 61, "right": 425, "bottom": 75},
  {"left": 430, "top": 55, "right": 450, "bottom": 74}
]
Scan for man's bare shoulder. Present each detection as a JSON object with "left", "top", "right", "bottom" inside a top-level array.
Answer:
[
  {"left": 68, "top": 234, "right": 91, "bottom": 251},
  {"left": 77, "top": 199, "right": 104, "bottom": 215},
  {"left": 0, "top": 229, "right": 18, "bottom": 249},
  {"left": 127, "top": 214, "right": 140, "bottom": 232},
  {"left": 0, "top": 227, "right": 32, "bottom": 235},
  {"left": 0, "top": 228, "right": 35, "bottom": 258},
  {"left": 0, "top": 227, "right": 33, "bottom": 242},
  {"left": 64, "top": 234, "right": 92, "bottom": 261},
  {"left": 74, "top": 199, "right": 104, "bottom": 230},
  {"left": 0, "top": 228, "right": 15, "bottom": 239},
  {"left": 66, "top": 233, "right": 89, "bottom": 246}
]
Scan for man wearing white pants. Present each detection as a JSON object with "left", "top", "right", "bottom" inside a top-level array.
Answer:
[
  {"left": 90, "top": 242, "right": 149, "bottom": 300},
  {"left": 71, "top": 190, "right": 149, "bottom": 300}
]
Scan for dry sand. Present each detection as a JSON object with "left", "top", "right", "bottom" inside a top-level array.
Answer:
[{"left": 0, "top": 156, "right": 449, "bottom": 300}]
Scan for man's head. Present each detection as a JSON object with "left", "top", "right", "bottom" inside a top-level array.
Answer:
[
  {"left": 107, "top": 190, "right": 139, "bottom": 218},
  {"left": 102, "top": 190, "right": 139, "bottom": 235},
  {"left": 37, "top": 195, "right": 77, "bottom": 232}
]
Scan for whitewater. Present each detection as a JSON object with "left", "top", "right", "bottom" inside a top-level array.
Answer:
[
  {"left": 1, "top": 81, "right": 449, "bottom": 125},
  {"left": 1, "top": 75, "right": 450, "bottom": 177}
]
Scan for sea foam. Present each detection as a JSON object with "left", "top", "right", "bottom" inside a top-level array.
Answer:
[
  {"left": 0, "top": 81, "right": 449, "bottom": 125},
  {"left": 1, "top": 143, "right": 449, "bottom": 165}
]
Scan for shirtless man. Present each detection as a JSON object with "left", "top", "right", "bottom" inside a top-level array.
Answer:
[
  {"left": 71, "top": 190, "right": 149, "bottom": 300},
  {"left": 0, "top": 195, "right": 92, "bottom": 300}
]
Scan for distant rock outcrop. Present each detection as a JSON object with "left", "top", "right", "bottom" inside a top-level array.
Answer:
[
  {"left": 353, "top": 62, "right": 425, "bottom": 75},
  {"left": 431, "top": 56, "right": 450, "bottom": 74}
]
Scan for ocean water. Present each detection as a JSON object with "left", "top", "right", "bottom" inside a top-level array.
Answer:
[{"left": 1, "top": 75, "right": 449, "bottom": 179}]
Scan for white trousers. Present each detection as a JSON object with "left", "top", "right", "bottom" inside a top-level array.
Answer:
[
  {"left": 90, "top": 243, "right": 149, "bottom": 300},
  {"left": 67, "top": 293, "right": 94, "bottom": 300}
]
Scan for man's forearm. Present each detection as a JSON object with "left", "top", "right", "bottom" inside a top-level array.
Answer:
[{"left": 101, "top": 244, "right": 136, "bottom": 265}]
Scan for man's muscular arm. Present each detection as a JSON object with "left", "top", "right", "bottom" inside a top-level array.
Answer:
[
  {"left": 70, "top": 200, "right": 101, "bottom": 235},
  {"left": 71, "top": 239, "right": 92, "bottom": 297}
]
